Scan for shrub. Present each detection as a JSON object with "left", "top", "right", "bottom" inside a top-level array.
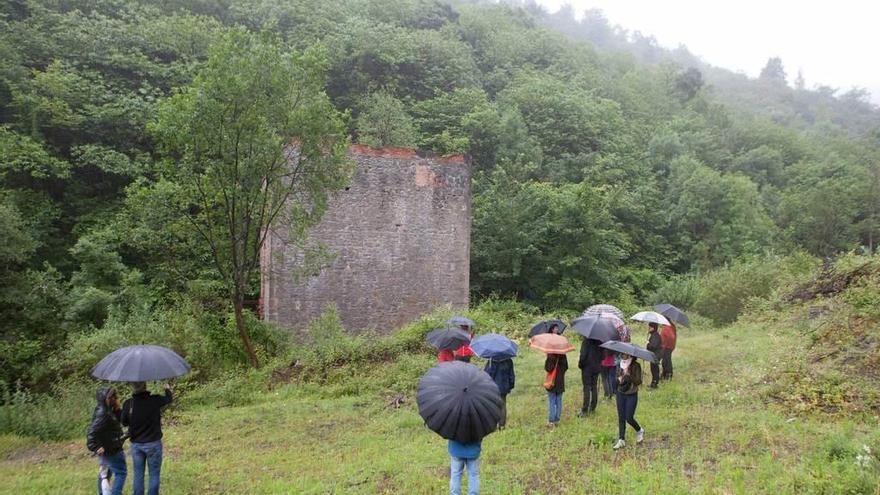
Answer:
[
  {"left": 648, "top": 273, "right": 701, "bottom": 310},
  {"left": 694, "top": 253, "right": 818, "bottom": 325},
  {"left": 0, "top": 380, "right": 93, "bottom": 441}
]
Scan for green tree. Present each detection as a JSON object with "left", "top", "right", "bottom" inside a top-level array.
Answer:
[
  {"left": 149, "top": 30, "right": 352, "bottom": 367},
  {"left": 355, "top": 90, "right": 418, "bottom": 148}
]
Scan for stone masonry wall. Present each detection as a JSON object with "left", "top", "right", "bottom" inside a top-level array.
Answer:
[{"left": 260, "top": 145, "right": 470, "bottom": 333}]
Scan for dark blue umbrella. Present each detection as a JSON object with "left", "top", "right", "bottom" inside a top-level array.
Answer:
[
  {"left": 447, "top": 316, "right": 476, "bottom": 328},
  {"left": 416, "top": 362, "right": 502, "bottom": 443},
  {"left": 528, "top": 319, "right": 567, "bottom": 337},
  {"left": 91, "top": 345, "right": 191, "bottom": 382},
  {"left": 426, "top": 327, "right": 472, "bottom": 351},
  {"left": 655, "top": 304, "right": 690, "bottom": 327},
  {"left": 571, "top": 315, "right": 621, "bottom": 342},
  {"left": 471, "top": 333, "right": 518, "bottom": 359},
  {"left": 600, "top": 341, "right": 657, "bottom": 363}
]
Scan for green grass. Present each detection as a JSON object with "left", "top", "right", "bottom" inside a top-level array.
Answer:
[{"left": 2, "top": 320, "right": 879, "bottom": 494}]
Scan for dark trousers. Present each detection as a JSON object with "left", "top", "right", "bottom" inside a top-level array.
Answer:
[
  {"left": 580, "top": 369, "right": 599, "bottom": 413},
  {"left": 649, "top": 361, "right": 660, "bottom": 386},
  {"left": 616, "top": 392, "right": 641, "bottom": 440},
  {"left": 498, "top": 394, "right": 508, "bottom": 427},
  {"left": 661, "top": 349, "right": 673, "bottom": 379},
  {"left": 601, "top": 367, "right": 614, "bottom": 397}
]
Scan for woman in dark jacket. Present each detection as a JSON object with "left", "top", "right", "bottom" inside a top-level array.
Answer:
[
  {"left": 544, "top": 353, "right": 568, "bottom": 426},
  {"left": 87, "top": 386, "right": 127, "bottom": 495},
  {"left": 613, "top": 354, "right": 645, "bottom": 450},
  {"left": 646, "top": 323, "right": 662, "bottom": 388},
  {"left": 484, "top": 358, "right": 515, "bottom": 429}
]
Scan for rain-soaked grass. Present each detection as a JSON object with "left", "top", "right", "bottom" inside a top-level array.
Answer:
[{"left": 2, "top": 319, "right": 879, "bottom": 494}]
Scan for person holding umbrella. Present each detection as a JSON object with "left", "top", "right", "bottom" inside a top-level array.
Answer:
[
  {"left": 655, "top": 304, "right": 688, "bottom": 380},
  {"left": 614, "top": 353, "right": 645, "bottom": 450},
  {"left": 472, "top": 334, "right": 518, "bottom": 430},
  {"left": 91, "top": 344, "right": 190, "bottom": 495},
  {"left": 448, "top": 316, "right": 476, "bottom": 363},
  {"left": 427, "top": 327, "right": 472, "bottom": 363},
  {"left": 530, "top": 333, "right": 574, "bottom": 427},
  {"left": 417, "top": 362, "right": 503, "bottom": 495},
  {"left": 122, "top": 382, "right": 172, "bottom": 495},
  {"left": 660, "top": 322, "right": 677, "bottom": 380},
  {"left": 646, "top": 323, "right": 662, "bottom": 389},
  {"left": 87, "top": 386, "right": 127, "bottom": 495},
  {"left": 577, "top": 336, "right": 603, "bottom": 417},
  {"left": 600, "top": 341, "right": 654, "bottom": 450}
]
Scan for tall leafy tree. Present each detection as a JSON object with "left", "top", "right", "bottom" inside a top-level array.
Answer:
[{"left": 149, "top": 30, "right": 352, "bottom": 367}]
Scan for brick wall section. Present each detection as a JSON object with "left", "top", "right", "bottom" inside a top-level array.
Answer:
[{"left": 261, "top": 145, "right": 471, "bottom": 333}]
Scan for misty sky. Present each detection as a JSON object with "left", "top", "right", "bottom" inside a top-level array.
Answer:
[{"left": 536, "top": 0, "right": 880, "bottom": 104}]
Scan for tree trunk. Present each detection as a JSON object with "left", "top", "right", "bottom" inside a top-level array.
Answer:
[{"left": 233, "top": 297, "right": 260, "bottom": 368}]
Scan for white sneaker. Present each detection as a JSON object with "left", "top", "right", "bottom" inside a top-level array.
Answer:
[
  {"left": 613, "top": 439, "right": 626, "bottom": 450},
  {"left": 636, "top": 429, "right": 645, "bottom": 444}
]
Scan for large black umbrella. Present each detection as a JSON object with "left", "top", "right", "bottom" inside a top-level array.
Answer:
[
  {"left": 600, "top": 341, "right": 657, "bottom": 363},
  {"left": 91, "top": 345, "right": 191, "bottom": 382},
  {"left": 528, "top": 319, "right": 567, "bottom": 337},
  {"left": 655, "top": 304, "right": 690, "bottom": 327},
  {"left": 416, "top": 362, "right": 503, "bottom": 443},
  {"left": 570, "top": 315, "right": 621, "bottom": 342},
  {"left": 426, "top": 327, "right": 472, "bottom": 351}
]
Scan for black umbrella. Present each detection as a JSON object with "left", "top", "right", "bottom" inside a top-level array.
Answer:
[
  {"left": 91, "top": 345, "right": 191, "bottom": 382},
  {"left": 416, "top": 362, "right": 503, "bottom": 443},
  {"left": 426, "top": 327, "right": 472, "bottom": 351},
  {"left": 655, "top": 304, "right": 690, "bottom": 327},
  {"left": 528, "top": 319, "right": 567, "bottom": 337},
  {"left": 600, "top": 341, "right": 657, "bottom": 363},
  {"left": 447, "top": 316, "right": 476, "bottom": 328},
  {"left": 570, "top": 315, "right": 620, "bottom": 342}
]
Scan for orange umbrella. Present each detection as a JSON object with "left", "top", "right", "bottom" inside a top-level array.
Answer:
[{"left": 528, "top": 333, "right": 575, "bottom": 354}]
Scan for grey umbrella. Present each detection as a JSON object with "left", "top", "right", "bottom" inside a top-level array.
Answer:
[
  {"left": 447, "top": 316, "right": 476, "bottom": 328},
  {"left": 426, "top": 327, "right": 472, "bottom": 351},
  {"left": 91, "top": 345, "right": 191, "bottom": 382},
  {"left": 528, "top": 319, "right": 567, "bottom": 337},
  {"left": 571, "top": 315, "right": 620, "bottom": 342},
  {"left": 583, "top": 304, "right": 625, "bottom": 319},
  {"left": 416, "top": 362, "right": 503, "bottom": 443},
  {"left": 655, "top": 304, "right": 690, "bottom": 327},
  {"left": 600, "top": 341, "right": 657, "bottom": 363}
]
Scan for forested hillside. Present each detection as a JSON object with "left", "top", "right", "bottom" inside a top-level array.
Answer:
[{"left": 2, "top": 0, "right": 879, "bottom": 390}]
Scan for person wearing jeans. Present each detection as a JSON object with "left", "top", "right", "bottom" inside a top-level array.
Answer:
[
  {"left": 543, "top": 353, "right": 568, "bottom": 426},
  {"left": 448, "top": 439, "right": 481, "bottom": 495},
  {"left": 87, "top": 386, "right": 127, "bottom": 495},
  {"left": 613, "top": 355, "right": 645, "bottom": 450},
  {"left": 122, "top": 382, "right": 173, "bottom": 495},
  {"left": 131, "top": 440, "right": 163, "bottom": 495}
]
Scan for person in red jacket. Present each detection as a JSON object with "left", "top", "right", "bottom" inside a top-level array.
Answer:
[
  {"left": 660, "top": 322, "right": 677, "bottom": 380},
  {"left": 438, "top": 349, "right": 455, "bottom": 362},
  {"left": 454, "top": 325, "right": 475, "bottom": 363}
]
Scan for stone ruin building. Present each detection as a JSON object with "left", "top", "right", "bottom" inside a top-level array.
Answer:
[{"left": 260, "top": 145, "right": 471, "bottom": 333}]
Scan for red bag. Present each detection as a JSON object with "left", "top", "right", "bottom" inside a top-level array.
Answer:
[{"left": 543, "top": 364, "right": 558, "bottom": 390}]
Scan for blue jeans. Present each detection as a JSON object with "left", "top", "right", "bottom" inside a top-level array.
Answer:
[
  {"left": 97, "top": 451, "right": 127, "bottom": 495},
  {"left": 131, "top": 440, "right": 163, "bottom": 495},
  {"left": 616, "top": 393, "right": 641, "bottom": 440},
  {"left": 547, "top": 391, "right": 563, "bottom": 423},
  {"left": 450, "top": 456, "right": 479, "bottom": 495}
]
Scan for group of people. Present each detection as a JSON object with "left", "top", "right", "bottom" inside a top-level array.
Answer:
[
  {"left": 86, "top": 382, "right": 173, "bottom": 495},
  {"left": 438, "top": 316, "right": 680, "bottom": 495}
]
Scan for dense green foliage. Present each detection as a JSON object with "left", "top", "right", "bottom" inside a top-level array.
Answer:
[{"left": 2, "top": 0, "right": 880, "bottom": 391}]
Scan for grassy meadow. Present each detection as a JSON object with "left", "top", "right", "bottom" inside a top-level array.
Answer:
[{"left": 2, "top": 313, "right": 879, "bottom": 494}]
